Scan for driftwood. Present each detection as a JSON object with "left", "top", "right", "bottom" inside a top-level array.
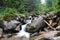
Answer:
[
  {"left": 35, "top": 31, "right": 60, "bottom": 40},
  {"left": 43, "top": 20, "right": 56, "bottom": 31}
]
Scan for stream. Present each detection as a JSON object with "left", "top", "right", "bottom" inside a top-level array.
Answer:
[{"left": 14, "top": 16, "right": 32, "bottom": 38}]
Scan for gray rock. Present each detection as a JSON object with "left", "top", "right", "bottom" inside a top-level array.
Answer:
[
  {"left": 3, "top": 20, "right": 20, "bottom": 30},
  {"left": 26, "top": 15, "right": 46, "bottom": 33}
]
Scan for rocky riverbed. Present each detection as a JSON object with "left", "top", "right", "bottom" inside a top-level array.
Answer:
[{"left": 0, "top": 11, "right": 60, "bottom": 40}]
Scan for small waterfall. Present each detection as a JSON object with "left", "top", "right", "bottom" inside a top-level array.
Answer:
[
  {"left": 15, "top": 24, "right": 30, "bottom": 38},
  {"left": 14, "top": 16, "right": 32, "bottom": 38}
]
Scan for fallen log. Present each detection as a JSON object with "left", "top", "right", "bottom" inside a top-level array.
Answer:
[{"left": 35, "top": 31, "right": 60, "bottom": 40}]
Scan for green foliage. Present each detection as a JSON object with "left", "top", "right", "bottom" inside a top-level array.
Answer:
[
  {"left": 35, "top": 0, "right": 60, "bottom": 13},
  {"left": 0, "top": 0, "right": 36, "bottom": 13},
  {"left": 17, "top": 4, "right": 26, "bottom": 13},
  {"left": 0, "top": 0, "right": 20, "bottom": 8},
  {"left": 0, "top": 7, "right": 18, "bottom": 20},
  {"left": 0, "top": 0, "right": 60, "bottom": 17}
]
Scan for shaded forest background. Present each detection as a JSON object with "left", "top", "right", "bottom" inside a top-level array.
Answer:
[{"left": 0, "top": 0, "right": 60, "bottom": 20}]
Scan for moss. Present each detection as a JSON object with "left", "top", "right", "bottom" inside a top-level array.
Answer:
[{"left": 28, "top": 24, "right": 35, "bottom": 30}]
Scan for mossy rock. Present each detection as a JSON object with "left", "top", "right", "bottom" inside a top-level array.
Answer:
[{"left": 27, "top": 24, "right": 35, "bottom": 30}]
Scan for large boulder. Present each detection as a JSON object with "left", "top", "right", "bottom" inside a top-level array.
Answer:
[
  {"left": 26, "top": 15, "right": 46, "bottom": 33},
  {"left": 0, "top": 19, "right": 20, "bottom": 34},
  {"left": 3, "top": 20, "right": 20, "bottom": 30}
]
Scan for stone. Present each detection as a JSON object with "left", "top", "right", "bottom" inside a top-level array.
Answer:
[
  {"left": 3, "top": 20, "right": 20, "bottom": 30},
  {"left": 26, "top": 15, "right": 46, "bottom": 33}
]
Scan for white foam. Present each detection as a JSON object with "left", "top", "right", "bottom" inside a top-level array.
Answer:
[{"left": 15, "top": 31, "right": 30, "bottom": 38}]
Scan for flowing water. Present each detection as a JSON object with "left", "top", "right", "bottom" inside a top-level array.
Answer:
[{"left": 14, "top": 16, "right": 32, "bottom": 38}]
